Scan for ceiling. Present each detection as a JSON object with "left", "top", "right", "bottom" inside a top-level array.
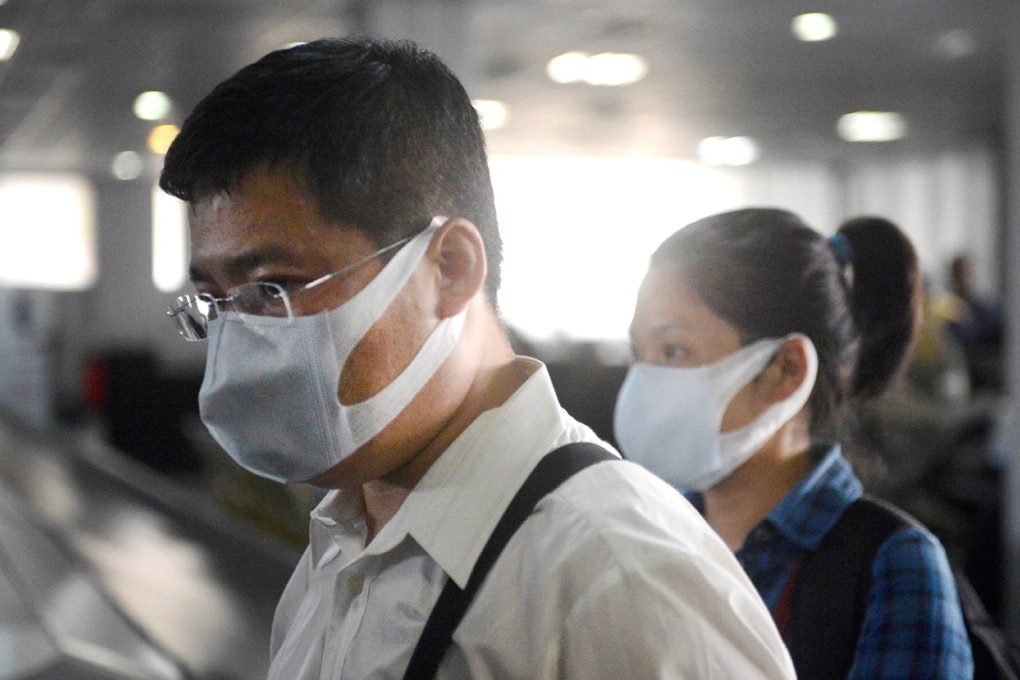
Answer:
[{"left": 0, "top": 0, "right": 1013, "bottom": 176}]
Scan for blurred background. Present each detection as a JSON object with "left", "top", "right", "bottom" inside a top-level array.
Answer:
[{"left": 0, "top": 0, "right": 1018, "bottom": 677}]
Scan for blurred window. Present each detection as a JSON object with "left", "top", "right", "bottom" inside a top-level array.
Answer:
[
  {"left": 152, "top": 182, "right": 187, "bottom": 292},
  {"left": 0, "top": 173, "right": 96, "bottom": 290}
]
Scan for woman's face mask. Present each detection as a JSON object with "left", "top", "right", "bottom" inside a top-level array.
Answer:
[
  {"left": 198, "top": 219, "right": 465, "bottom": 483},
  {"left": 613, "top": 334, "right": 818, "bottom": 492}
]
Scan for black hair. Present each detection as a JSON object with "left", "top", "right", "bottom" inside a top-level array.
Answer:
[
  {"left": 837, "top": 216, "right": 922, "bottom": 397},
  {"left": 159, "top": 36, "right": 502, "bottom": 303},
  {"left": 650, "top": 208, "right": 920, "bottom": 439}
]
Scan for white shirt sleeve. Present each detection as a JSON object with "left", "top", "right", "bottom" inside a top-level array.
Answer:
[{"left": 559, "top": 548, "right": 795, "bottom": 678}]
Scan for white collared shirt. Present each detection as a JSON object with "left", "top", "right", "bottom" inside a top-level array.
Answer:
[{"left": 269, "top": 358, "right": 794, "bottom": 679}]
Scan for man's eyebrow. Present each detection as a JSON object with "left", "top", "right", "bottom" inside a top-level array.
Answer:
[{"left": 188, "top": 245, "right": 302, "bottom": 285}]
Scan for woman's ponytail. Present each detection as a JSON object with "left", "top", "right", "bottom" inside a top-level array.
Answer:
[{"left": 836, "top": 216, "right": 921, "bottom": 398}]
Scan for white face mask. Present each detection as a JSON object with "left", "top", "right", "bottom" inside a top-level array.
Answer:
[
  {"left": 613, "top": 334, "right": 818, "bottom": 492},
  {"left": 198, "top": 219, "right": 465, "bottom": 483}
]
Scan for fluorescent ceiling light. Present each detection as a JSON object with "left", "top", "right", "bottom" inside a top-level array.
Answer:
[
  {"left": 791, "top": 13, "right": 838, "bottom": 42},
  {"left": 473, "top": 99, "right": 508, "bottom": 130},
  {"left": 0, "top": 29, "right": 20, "bottom": 61},
  {"left": 133, "top": 91, "right": 173, "bottom": 121},
  {"left": 584, "top": 52, "right": 648, "bottom": 86},
  {"left": 698, "top": 136, "right": 760, "bottom": 166},
  {"left": 547, "top": 51, "right": 588, "bottom": 84},
  {"left": 546, "top": 51, "right": 648, "bottom": 87},
  {"left": 837, "top": 111, "right": 907, "bottom": 142}
]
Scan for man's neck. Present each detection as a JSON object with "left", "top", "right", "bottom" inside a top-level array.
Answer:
[
  {"left": 359, "top": 329, "right": 532, "bottom": 543},
  {"left": 362, "top": 480, "right": 414, "bottom": 544}
]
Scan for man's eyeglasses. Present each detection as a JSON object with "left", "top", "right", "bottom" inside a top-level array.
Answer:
[{"left": 166, "top": 231, "right": 418, "bottom": 341}]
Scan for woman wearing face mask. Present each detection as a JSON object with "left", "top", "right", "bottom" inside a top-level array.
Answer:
[{"left": 614, "top": 208, "right": 973, "bottom": 679}]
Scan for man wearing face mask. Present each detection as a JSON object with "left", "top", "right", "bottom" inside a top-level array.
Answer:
[{"left": 159, "top": 37, "right": 794, "bottom": 680}]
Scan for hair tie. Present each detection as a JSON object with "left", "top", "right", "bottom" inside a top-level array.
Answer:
[
  {"left": 828, "top": 233, "right": 853, "bottom": 267},
  {"left": 828, "top": 233, "right": 854, "bottom": 289}
]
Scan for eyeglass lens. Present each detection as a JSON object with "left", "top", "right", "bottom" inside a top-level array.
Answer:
[
  {"left": 167, "top": 283, "right": 294, "bottom": 341},
  {"left": 168, "top": 295, "right": 211, "bottom": 341},
  {"left": 231, "top": 283, "right": 291, "bottom": 319},
  {"left": 167, "top": 224, "right": 424, "bottom": 341}
]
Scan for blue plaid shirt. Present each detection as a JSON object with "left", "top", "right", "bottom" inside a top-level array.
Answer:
[{"left": 689, "top": 445, "right": 973, "bottom": 679}]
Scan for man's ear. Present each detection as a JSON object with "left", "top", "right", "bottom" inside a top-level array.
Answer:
[
  {"left": 427, "top": 217, "right": 487, "bottom": 318},
  {"left": 760, "top": 337, "right": 811, "bottom": 404}
]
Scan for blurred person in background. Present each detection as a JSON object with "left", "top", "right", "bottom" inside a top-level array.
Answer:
[
  {"left": 944, "top": 253, "right": 1004, "bottom": 393},
  {"left": 614, "top": 208, "right": 973, "bottom": 679},
  {"left": 159, "top": 37, "right": 794, "bottom": 679}
]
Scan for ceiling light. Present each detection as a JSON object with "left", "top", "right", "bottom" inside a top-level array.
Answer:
[
  {"left": 584, "top": 53, "right": 648, "bottom": 86},
  {"left": 111, "top": 151, "right": 145, "bottom": 180},
  {"left": 473, "top": 99, "right": 508, "bottom": 130},
  {"left": 697, "top": 136, "right": 760, "bottom": 166},
  {"left": 546, "top": 51, "right": 648, "bottom": 87},
  {"left": 547, "top": 51, "right": 589, "bottom": 84},
  {"left": 791, "top": 13, "right": 838, "bottom": 42},
  {"left": 147, "top": 124, "right": 180, "bottom": 155},
  {"left": 0, "top": 29, "right": 20, "bottom": 61},
  {"left": 133, "top": 91, "right": 173, "bottom": 121},
  {"left": 837, "top": 111, "right": 907, "bottom": 142}
]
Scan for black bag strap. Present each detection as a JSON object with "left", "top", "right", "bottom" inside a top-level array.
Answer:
[
  {"left": 953, "top": 563, "right": 1020, "bottom": 679},
  {"left": 402, "top": 441, "right": 616, "bottom": 680},
  {"left": 788, "top": 494, "right": 1020, "bottom": 680},
  {"left": 787, "top": 494, "right": 913, "bottom": 679}
]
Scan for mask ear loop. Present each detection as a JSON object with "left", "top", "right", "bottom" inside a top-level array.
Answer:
[
  {"left": 765, "top": 334, "right": 818, "bottom": 403},
  {"left": 763, "top": 333, "right": 819, "bottom": 420},
  {"left": 716, "top": 334, "right": 818, "bottom": 472}
]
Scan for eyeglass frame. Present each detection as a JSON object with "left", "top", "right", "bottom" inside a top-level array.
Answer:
[{"left": 165, "top": 225, "right": 427, "bottom": 341}]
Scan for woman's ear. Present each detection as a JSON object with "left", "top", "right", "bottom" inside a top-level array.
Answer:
[
  {"left": 427, "top": 217, "right": 487, "bottom": 318},
  {"left": 761, "top": 337, "right": 811, "bottom": 404}
]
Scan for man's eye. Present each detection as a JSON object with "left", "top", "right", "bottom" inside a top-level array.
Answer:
[
  {"left": 229, "top": 282, "right": 291, "bottom": 316},
  {"left": 260, "top": 278, "right": 302, "bottom": 294},
  {"left": 256, "top": 285, "right": 287, "bottom": 303}
]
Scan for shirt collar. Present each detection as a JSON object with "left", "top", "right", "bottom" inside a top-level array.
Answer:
[
  {"left": 309, "top": 358, "right": 579, "bottom": 588},
  {"left": 765, "top": 444, "right": 862, "bottom": 549},
  {"left": 684, "top": 444, "right": 862, "bottom": 551},
  {"left": 308, "top": 483, "right": 369, "bottom": 568}
]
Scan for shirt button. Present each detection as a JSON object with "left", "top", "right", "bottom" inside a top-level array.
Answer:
[{"left": 347, "top": 576, "right": 364, "bottom": 597}]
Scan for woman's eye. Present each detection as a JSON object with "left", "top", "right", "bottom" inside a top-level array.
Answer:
[
  {"left": 630, "top": 341, "right": 690, "bottom": 364},
  {"left": 662, "top": 344, "right": 688, "bottom": 361}
]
